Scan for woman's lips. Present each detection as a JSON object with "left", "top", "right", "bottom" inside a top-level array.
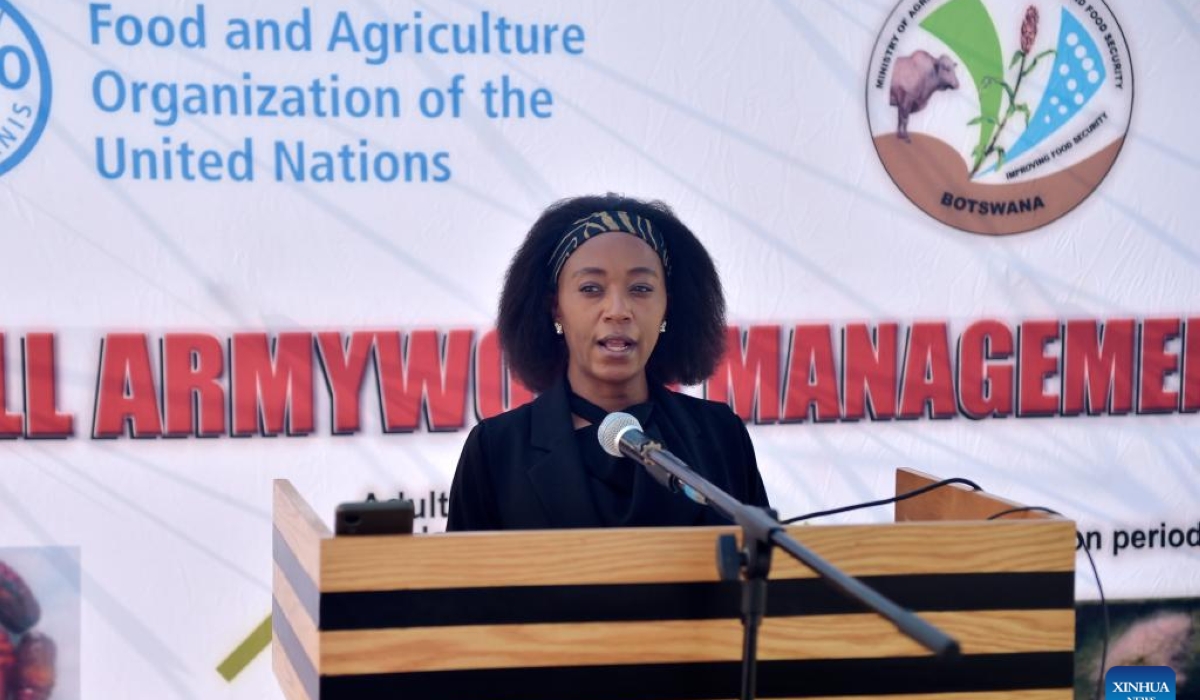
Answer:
[{"left": 597, "top": 336, "right": 636, "bottom": 354}]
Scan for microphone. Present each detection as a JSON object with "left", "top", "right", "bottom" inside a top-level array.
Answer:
[
  {"left": 598, "top": 412, "right": 708, "bottom": 505},
  {"left": 599, "top": 416, "right": 960, "bottom": 662}
]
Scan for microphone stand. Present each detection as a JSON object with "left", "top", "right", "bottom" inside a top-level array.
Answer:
[{"left": 623, "top": 438, "right": 960, "bottom": 700}]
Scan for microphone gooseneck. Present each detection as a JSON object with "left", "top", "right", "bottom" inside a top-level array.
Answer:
[{"left": 597, "top": 411, "right": 707, "bottom": 505}]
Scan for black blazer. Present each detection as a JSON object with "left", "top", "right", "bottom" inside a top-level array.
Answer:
[{"left": 447, "top": 379, "right": 769, "bottom": 530}]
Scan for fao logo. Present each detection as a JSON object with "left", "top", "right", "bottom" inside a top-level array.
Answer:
[
  {"left": 0, "top": 0, "right": 51, "bottom": 177},
  {"left": 867, "top": 0, "right": 1132, "bottom": 235}
]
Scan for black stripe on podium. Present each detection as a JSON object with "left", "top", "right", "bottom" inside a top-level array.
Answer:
[
  {"left": 319, "top": 571, "right": 1072, "bottom": 630},
  {"left": 273, "top": 526, "right": 320, "bottom": 625},
  {"left": 319, "top": 652, "right": 1073, "bottom": 700},
  {"left": 273, "top": 598, "right": 319, "bottom": 700}
]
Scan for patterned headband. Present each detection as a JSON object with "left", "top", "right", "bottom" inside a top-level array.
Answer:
[{"left": 548, "top": 210, "right": 671, "bottom": 284}]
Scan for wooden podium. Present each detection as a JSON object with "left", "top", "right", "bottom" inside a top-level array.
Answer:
[{"left": 272, "top": 470, "right": 1075, "bottom": 700}]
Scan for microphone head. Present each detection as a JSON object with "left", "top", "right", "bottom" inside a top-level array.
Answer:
[{"left": 598, "top": 412, "right": 641, "bottom": 458}]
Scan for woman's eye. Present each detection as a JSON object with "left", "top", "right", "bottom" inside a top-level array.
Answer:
[
  {"left": 631, "top": 284, "right": 654, "bottom": 294},
  {"left": 579, "top": 283, "right": 601, "bottom": 294}
]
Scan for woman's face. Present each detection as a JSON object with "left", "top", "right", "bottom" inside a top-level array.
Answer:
[{"left": 554, "top": 232, "right": 667, "bottom": 402}]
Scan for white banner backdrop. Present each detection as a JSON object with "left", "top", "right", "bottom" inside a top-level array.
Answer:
[{"left": 0, "top": 0, "right": 1197, "bottom": 697}]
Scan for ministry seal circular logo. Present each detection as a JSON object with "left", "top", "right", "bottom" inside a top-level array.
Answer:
[
  {"left": 0, "top": 0, "right": 51, "bottom": 178},
  {"left": 867, "top": 0, "right": 1132, "bottom": 235}
]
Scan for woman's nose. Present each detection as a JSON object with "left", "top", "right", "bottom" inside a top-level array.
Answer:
[{"left": 603, "top": 291, "right": 632, "bottom": 320}]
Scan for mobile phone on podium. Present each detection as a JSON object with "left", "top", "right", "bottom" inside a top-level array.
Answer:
[{"left": 334, "top": 493, "right": 415, "bottom": 535}]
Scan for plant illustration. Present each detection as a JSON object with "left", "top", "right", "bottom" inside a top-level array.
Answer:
[{"left": 968, "top": 6, "right": 1055, "bottom": 176}]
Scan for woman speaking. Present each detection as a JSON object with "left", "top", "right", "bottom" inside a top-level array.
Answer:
[{"left": 447, "top": 194, "right": 768, "bottom": 530}]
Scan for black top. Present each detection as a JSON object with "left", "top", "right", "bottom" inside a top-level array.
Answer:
[{"left": 447, "top": 377, "right": 769, "bottom": 531}]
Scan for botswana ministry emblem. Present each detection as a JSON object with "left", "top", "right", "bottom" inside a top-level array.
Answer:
[{"left": 867, "top": 0, "right": 1132, "bottom": 235}]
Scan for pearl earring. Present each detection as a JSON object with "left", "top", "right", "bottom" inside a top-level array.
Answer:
[
  {"left": 660, "top": 320, "right": 667, "bottom": 333},
  {"left": 554, "top": 322, "right": 563, "bottom": 335}
]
